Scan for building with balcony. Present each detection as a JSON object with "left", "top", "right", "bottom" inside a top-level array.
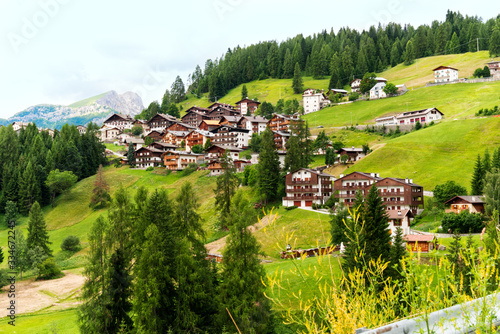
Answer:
[
  {"left": 282, "top": 168, "right": 335, "bottom": 208},
  {"left": 387, "top": 209, "right": 413, "bottom": 236},
  {"left": 273, "top": 131, "right": 291, "bottom": 150},
  {"left": 162, "top": 130, "right": 190, "bottom": 147},
  {"left": 181, "top": 110, "right": 210, "bottom": 129},
  {"left": 334, "top": 172, "right": 424, "bottom": 214},
  {"left": 103, "top": 113, "right": 134, "bottom": 131},
  {"left": 184, "top": 130, "right": 214, "bottom": 152},
  {"left": 205, "top": 144, "right": 241, "bottom": 162},
  {"left": 267, "top": 114, "right": 301, "bottom": 132},
  {"left": 210, "top": 125, "right": 250, "bottom": 149},
  {"left": 198, "top": 119, "right": 220, "bottom": 131},
  {"left": 162, "top": 150, "right": 204, "bottom": 171},
  {"left": 135, "top": 146, "right": 164, "bottom": 168},
  {"left": 302, "top": 89, "right": 331, "bottom": 114},
  {"left": 147, "top": 113, "right": 179, "bottom": 132},
  {"left": 487, "top": 61, "right": 500, "bottom": 78},
  {"left": 337, "top": 147, "right": 366, "bottom": 162},
  {"left": 235, "top": 98, "right": 261, "bottom": 115},
  {"left": 433, "top": 66, "right": 459, "bottom": 83},
  {"left": 444, "top": 196, "right": 485, "bottom": 214},
  {"left": 375, "top": 107, "right": 444, "bottom": 126},
  {"left": 370, "top": 82, "right": 387, "bottom": 99},
  {"left": 237, "top": 115, "right": 268, "bottom": 136}
]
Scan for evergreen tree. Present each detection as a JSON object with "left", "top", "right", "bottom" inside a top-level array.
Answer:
[
  {"left": 18, "top": 160, "right": 40, "bottom": 214},
  {"left": 26, "top": 201, "right": 52, "bottom": 256},
  {"left": 241, "top": 84, "right": 248, "bottom": 100},
  {"left": 484, "top": 170, "right": 500, "bottom": 215},
  {"left": 363, "top": 186, "right": 391, "bottom": 267},
  {"left": 330, "top": 206, "right": 350, "bottom": 245},
  {"left": 15, "top": 230, "right": 30, "bottom": 279},
  {"left": 390, "top": 42, "right": 400, "bottom": 67},
  {"left": 484, "top": 149, "right": 492, "bottom": 173},
  {"left": 89, "top": 165, "right": 111, "bottom": 209},
  {"left": 107, "top": 248, "right": 133, "bottom": 333},
  {"left": 127, "top": 144, "right": 135, "bottom": 166},
  {"left": 258, "top": 128, "right": 281, "bottom": 203},
  {"left": 167, "top": 103, "right": 180, "bottom": 118},
  {"left": 342, "top": 206, "right": 367, "bottom": 274},
  {"left": 468, "top": 23, "right": 480, "bottom": 52},
  {"left": 214, "top": 151, "right": 239, "bottom": 226},
  {"left": 471, "top": 154, "right": 484, "bottom": 195},
  {"left": 292, "top": 62, "right": 303, "bottom": 94},
  {"left": 171, "top": 75, "right": 186, "bottom": 103},
  {"left": 493, "top": 148, "right": 500, "bottom": 170},
  {"left": 45, "top": 169, "right": 78, "bottom": 207},
  {"left": 448, "top": 32, "right": 460, "bottom": 53},
  {"left": 313, "top": 130, "right": 329, "bottom": 153},
  {"left": 3, "top": 201, "right": 17, "bottom": 228},
  {"left": 284, "top": 135, "right": 302, "bottom": 173},
  {"left": 160, "top": 89, "right": 171, "bottom": 114},
  {"left": 282, "top": 48, "right": 294, "bottom": 78},
  {"left": 389, "top": 227, "right": 406, "bottom": 280},
  {"left": 448, "top": 230, "right": 463, "bottom": 285},
  {"left": 404, "top": 40, "right": 416, "bottom": 65},
  {"left": 490, "top": 29, "right": 500, "bottom": 57},
  {"left": 175, "top": 182, "right": 205, "bottom": 245},
  {"left": 219, "top": 208, "right": 272, "bottom": 332}
]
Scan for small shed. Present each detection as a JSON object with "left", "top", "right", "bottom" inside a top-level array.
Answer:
[{"left": 403, "top": 235, "right": 436, "bottom": 253}]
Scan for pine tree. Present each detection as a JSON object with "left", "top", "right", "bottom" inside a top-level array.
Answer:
[
  {"left": 330, "top": 206, "right": 350, "bottom": 245},
  {"left": 107, "top": 248, "right": 133, "bottom": 333},
  {"left": 483, "top": 148, "right": 491, "bottom": 173},
  {"left": 171, "top": 76, "right": 186, "bottom": 103},
  {"left": 284, "top": 135, "right": 302, "bottom": 172},
  {"left": 490, "top": 29, "right": 500, "bottom": 57},
  {"left": 89, "top": 165, "right": 111, "bottom": 209},
  {"left": 3, "top": 201, "right": 17, "bottom": 228},
  {"left": 389, "top": 227, "right": 406, "bottom": 280},
  {"left": 363, "top": 186, "right": 391, "bottom": 266},
  {"left": 175, "top": 181, "right": 204, "bottom": 245},
  {"left": 448, "top": 230, "right": 463, "bottom": 286},
  {"left": 214, "top": 151, "right": 239, "bottom": 227},
  {"left": 471, "top": 154, "right": 484, "bottom": 195},
  {"left": 292, "top": 62, "right": 303, "bottom": 94},
  {"left": 282, "top": 48, "right": 294, "bottom": 78},
  {"left": 404, "top": 40, "right": 415, "bottom": 65},
  {"left": 342, "top": 206, "right": 367, "bottom": 273},
  {"left": 18, "top": 160, "right": 40, "bottom": 214},
  {"left": 241, "top": 84, "right": 248, "bottom": 100},
  {"left": 15, "top": 230, "right": 30, "bottom": 279},
  {"left": 218, "top": 208, "right": 272, "bottom": 332},
  {"left": 160, "top": 89, "right": 171, "bottom": 114},
  {"left": 127, "top": 144, "right": 135, "bottom": 166},
  {"left": 448, "top": 32, "right": 460, "bottom": 53},
  {"left": 258, "top": 128, "right": 280, "bottom": 203},
  {"left": 484, "top": 170, "right": 500, "bottom": 215},
  {"left": 390, "top": 42, "right": 400, "bottom": 67},
  {"left": 468, "top": 23, "right": 480, "bottom": 52},
  {"left": 27, "top": 201, "right": 52, "bottom": 256},
  {"left": 493, "top": 147, "right": 500, "bottom": 170}
]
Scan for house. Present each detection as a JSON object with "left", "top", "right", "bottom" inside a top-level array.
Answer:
[
  {"left": 432, "top": 66, "right": 459, "bottom": 83},
  {"left": 12, "top": 121, "right": 30, "bottom": 132},
  {"left": 132, "top": 119, "right": 148, "bottom": 131},
  {"left": 116, "top": 132, "right": 135, "bottom": 143},
  {"left": 487, "top": 61, "right": 500, "bottom": 78},
  {"left": 237, "top": 115, "right": 268, "bottom": 136},
  {"left": 198, "top": 119, "right": 220, "bottom": 131},
  {"left": 302, "top": 89, "right": 331, "bottom": 114},
  {"left": 234, "top": 160, "right": 251, "bottom": 172},
  {"left": 404, "top": 235, "right": 436, "bottom": 253},
  {"left": 375, "top": 107, "right": 444, "bottom": 126},
  {"left": 208, "top": 102, "right": 236, "bottom": 111},
  {"left": 370, "top": 82, "right": 387, "bottom": 99},
  {"left": 375, "top": 77, "right": 388, "bottom": 83},
  {"left": 181, "top": 111, "right": 210, "bottom": 129},
  {"left": 184, "top": 130, "right": 214, "bottom": 152},
  {"left": 207, "top": 160, "right": 224, "bottom": 176},
  {"left": 185, "top": 105, "right": 210, "bottom": 115},
  {"left": 444, "top": 196, "right": 485, "bottom": 214},
  {"left": 76, "top": 125, "right": 87, "bottom": 134},
  {"left": 219, "top": 115, "right": 242, "bottom": 127},
  {"left": 333, "top": 172, "right": 424, "bottom": 214},
  {"left": 144, "top": 129, "right": 164, "bottom": 143},
  {"left": 99, "top": 126, "right": 121, "bottom": 141},
  {"left": 396, "top": 84, "right": 408, "bottom": 94},
  {"left": 350, "top": 79, "right": 361, "bottom": 93},
  {"left": 166, "top": 122, "right": 196, "bottom": 132},
  {"left": 210, "top": 125, "right": 250, "bottom": 149},
  {"left": 396, "top": 107, "right": 444, "bottom": 125},
  {"left": 148, "top": 141, "right": 177, "bottom": 152},
  {"left": 147, "top": 113, "right": 179, "bottom": 132},
  {"left": 268, "top": 114, "right": 300, "bottom": 132},
  {"left": 273, "top": 131, "right": 291, "bottom": 150},
  {"left": 282, "top": 168, "right": 335, "bottom": 208},
  {"left": 103, "top": 113, "right": 134, "bottom": 131},
  {"left": 162, "top": 130, "right": 190, "bottom": 147},
  {"left": 205, "top": 144, "right": 242, "bottom": 162},
  {"left": 123, "top": 137, "right": 145, "bottom": 150},
  {"left": 162, "top": 150, "right": 204, "bottom": 171},
  {"left": 207, "top": 106, "right": 241, "bottom": 119},
  {"left": 330, "top": 88, "right": 348, "bottom": 97},
  {"left": 235, "top": 98, "right": 261, "bottom": 115},
  {"left": 134, "top": 146, "right": 164, "bottom": 168},
  {"left": 387, "top": 209, "right": 413, "bottom": 236},
  {"left": 336, "top": 147, "right": 366, "bottom": 162}
]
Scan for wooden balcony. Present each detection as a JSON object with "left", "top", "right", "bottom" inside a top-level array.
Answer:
[
  {"left": 286, "top": 187, "right": 319, "bottom": 193},
  {"left": 283, "top": 195, "right": 324, "bottom": 200}
]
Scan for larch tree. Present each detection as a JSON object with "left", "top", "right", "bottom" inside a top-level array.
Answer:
[
  {"left": 89, "top": 165, "right": 111, "bottom": 209},
  {"left": 26, "top": 201, "right": 52, "bottom": 257}
]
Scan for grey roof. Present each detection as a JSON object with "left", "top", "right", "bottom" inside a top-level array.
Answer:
[
  {"left": 124, "top": 137, "right": 145, "bottom": 144},
  {"left": 273, "top": 131, "right": 291, "bottom": 137},
  {"left": 370, "top": 82, "right": 386, "bottom": 91},
  {"left": 331, "top": 88, "right": 348, "bottom": 94},
  {"left": 166, "top": 130, "right": 190, "bottom": 137},
  {"left": 240, "top": 116, "right": 268, "bottom": 123},
  {"left": 398, "top": 107, "right": 444, "bottom": 118},
  {"left": 339, "top": 147, "right": 364, "bottom": 153},
  {"left": 444, "top": 195, "right": 485, "bottom": 204},
  {"left": 207, "top": 144, "right": 242, "bottom": 152},
  {"left": 136, "top": 146, "right": 164, "bottom": 153}
]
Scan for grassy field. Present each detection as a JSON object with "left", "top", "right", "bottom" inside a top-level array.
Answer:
[
  {"left": 346, "top": 118, "right": 500, "bottom": 191},
  {"left": 0, "top": 309, "right": 79, "bottom": 333}
]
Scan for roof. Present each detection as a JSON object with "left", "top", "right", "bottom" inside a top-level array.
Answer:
[
  {"left": 211, "top": 125, "right": 250, "bottom": 133},
  {"left": 220, "top": 116, "right": 242, "bottom": 123},
  {"left": 375, "top": 115, "right": 397, "bottom": 122},
  {"left": 398, "top": 107, "right": 444, "bottom": 118},
  {"left": 350, "top": 78, "right": 361, "bottom": 84},
  {"left": 403, "top": 235, "right": 436, "bottom": 242},
  {"left": 432, "top": 66, "right": 459, "bottom": 71},
  {"left": 169, "top": 122, "right": 196, "bottom": 129},
  {"left": 444, "top": 195, "right": 485, "bottom": 205},
  {"left": 235, "top": 98, "right": 261, "bottom": 105},
  {"left": 338, "top": 147, "right": 364, "bottom": 153},
  {"left": 370, "top": 82, "right": 386, "bottom": 91},
  {"left": 486, "top": 61, "right": 500, "bottom": 65},
  {"left": 189, "top": 129, "right": 214, "bottom": 137},
  {"left": 273, "top": 131, "right": 291, "bottom": 137},
  {"left": 337, "top": 171, "right": 383, "bottom": 181},
  {"left": 331, "top": 88, "right": 348, "bottom": 94},
  {"left": 165, "top": 130, "right": 190, "bottom": 137},
  {"left": 151, "top": 142, "right": 177, "bottom": 148},
  {"left": 375, "top": 77, "right": 387, "bottom": 82},
  {"left": 208, "top": 102, "right": 235, "bottom": 109},
  {"left": 124, "top": 137, "right": 144, "bottom": 144},
  {"left": 103, "top": 113, "right": 134, "bottom": 123},
  {"left": 201, "top": 120, "right": 220, "bottom": 125},
  {"left": 162, "top": 150, "right": 204, "bottom": 156},
  {"left": 185, "top": 106, "right": 210, "bottom": 113},
  {"left": 288, "top": 168, "right": 335, "bottom": 178},
  {"left": 240, "top": 116, "right": 268, "bottom": 123},
  {"left": 396, "top": 84, "right": 407, "bottom": 88},
  {"left": 206, "top": 144, "right": 242, "bottom": 152},
  {"left": 136, "top": 146, "right": 164, "bottom": 153},
  {"left": 386, "top": 209, "right": 413, "bottom": 219},
  {"left": 148, "top": 113, "right": 179, "bottom": 123},
  {"left": 380, "top": 177, "right": 422, "bottom": 187},
  {"left": 182, "top": 110, "right": 208, "bottom": 119}
]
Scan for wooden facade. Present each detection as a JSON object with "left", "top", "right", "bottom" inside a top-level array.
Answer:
[
  {"left": 103, "top": 113, "right": 134, "bottom": 130},
  {"left": 162, "top": 131, "right": 190, "bottom": 147},
  {"left": 205, "top": 145, "right": 241, "bottom": 161},
  {"left": 235, "top": 98, "right": 261, "bottom": 115},
  {"left": 181, "top": 111, "right": 209, "bottom": 129},
  {"left": 135, "top": 146, "right": 164, "bottom": 168},
  {"left": 162, "top": 150, "right": 203, "bottom": 171},
  {"left": 404, "top": 235, "right": 436, "bottom": 253},
  {"left": 198, "top": 120, "right": 220, "bottom": 131},
  {"left": 147, "top": 113, "right": 179, "bottom": 131},
  {"left": 337, "top": 147, "right": 366, "bottom": 162},
  {"left": 145, "top": 130, "right": 164, "bottom": 143},
  {"left": 444, "top": 196, "right": 485, "bottom": 214}
]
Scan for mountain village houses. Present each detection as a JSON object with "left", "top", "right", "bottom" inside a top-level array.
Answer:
[
  {"left": 487, "top": 60, "right": 500, "bottom": 78},
  {"left": 433, "top": 66, "right": 459, "bottom": 83},
  {"left": 375, "top": 107, "right": 444, "bottom": 126}
]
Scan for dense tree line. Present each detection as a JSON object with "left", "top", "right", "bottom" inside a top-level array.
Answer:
[
  {"left": 181, "top": 11, "right": 500, "bottom": 101},
  {"left": 0, "top": 123, "right": 106, "bottom": 215}
]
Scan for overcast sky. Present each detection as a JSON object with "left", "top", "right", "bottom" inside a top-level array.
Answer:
[{"left": 0, "top": 0, "right": 496, "bottom": 118}]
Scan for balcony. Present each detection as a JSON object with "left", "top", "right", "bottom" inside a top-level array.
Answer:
[
  {"left": 286, "top": 187, "right": 319, "bottom": 193},
  {"left": 336, "top": 185, "right": 369, "bottom": 191},
  {"left": 290, "top": 179, "right": 316, "bottom": 185},
  {"left": 283, "top": 195, "right": 323, "bottom": 200},
  {"left": 379, "top": 191, "right": 402, "bottom": 196}
]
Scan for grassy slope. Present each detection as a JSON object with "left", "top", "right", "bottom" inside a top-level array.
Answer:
[
  {"left": 346, "top": 118, "right": 500, "bottom": 191},
  {"left": 68, "top": 92, "right": 110, "bottom": 108}
]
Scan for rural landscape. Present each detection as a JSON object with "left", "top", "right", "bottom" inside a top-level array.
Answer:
[{"left": 2, "top": 7, "right": 500, "bottom": 334}]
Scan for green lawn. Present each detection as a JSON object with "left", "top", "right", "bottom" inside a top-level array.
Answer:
[
  {"left": 104, "top": 143, "right": 126, "bottom": 152},
  {"left": 0, "top": 309, "right": 79, "bottom": 333}
]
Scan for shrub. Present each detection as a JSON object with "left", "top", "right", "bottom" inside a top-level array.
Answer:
[
  {"left": 0, "top": 269, "right": 11, "bottom": 288},
  {"left": 61, "top": 235, "right": 80, "bottom": 252},
  {"left": 473, "top": 68, "right": 484, "bottom": 78},
  {"left": 324, "top": 196, "right": 336, "bottom": 208},
  {"left": 182, "top": 163, "right": 198, "bottom": 176},
  {"left": 37, "top": 258, "right": 63, "bottom": 280},
  {"left": 441, "top": 211, "right": 485, "bottom": 233},
  {"left": 146, "top": 166, "right": 154, "bottom": 171},
  {"left": 284, "top": 205, "right": 298, "bottom": 211},
  {"left": 349, "top": 92, "right": 360, "bottom": 101}
]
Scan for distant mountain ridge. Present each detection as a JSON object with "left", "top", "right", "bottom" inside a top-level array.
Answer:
[{"left": 5, "top": 91, "right": 144, "bottom": 129}]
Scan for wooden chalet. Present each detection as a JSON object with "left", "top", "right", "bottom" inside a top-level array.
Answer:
[
  {"left": 273, "top": 131, "right": 291, "bottom": 150},
  {"left": 208, "top": 102, "right": 236, "bottom": 110},
  {"left": 387, "top": 209, "right": 413, "bottom": 236},
  {"left": 205, "top": 144, "right": 241, "bottom": 162},
  {"left": 444, "top": 196, "right": 485, "bottom": 214},
  {"left": 207, "top": 160, "right": 223, "bottom": 176},
  {"left": 162, "top": 130, "right": 190, "bottom": 147},
  {"left": 184, "top": 130, "right": 214, "bottom": 152},
  {"left": 219, "top": 115, "right": 242, "bottom": 127},
  {"left": 162, "top": 150, "right": 204, "bottom": 171},
  {"left": 268, "top": 114, "right": 301, "bottom": 132},
  {"left": 181, "top": 111, "right": 210, "bottom": 129},
  {"left": 185, "top": 105, "right": 210, "bottom": 114},
  {"left": 487, "top": 61, "right": 500, "bottom": 78},
  {"left": 135, "top": 146, "right": 164, "bottom": 168},
  {"left": 282, "top": 168, "right": 335, "bottom": 208},
  {"left": 103, "top": 113, "right": 134, "bottom": 130},
  {"left": 404, "top": 235, "right": 436, "bottom": 253},
  {"left": 123, "top": 137, "right": 145, "bottom": 150},
  {"left": 350, "top": 78, "right": 361, "bottom": 93},
  {"left": 99, "top": 127, "right": 121, "bottom": 141},
  {"left": 147, "top": 113, "right": 179, "bottom": 131},
  {"left": 198, "top": 119, "right": 220, "bottom": 131},
  {"left": 210, "top": 125, "right": 250, "bottom": 149},
  {"left": 132, "top": 119, "right": 148, "bottom": 130},
  {"left": 148, "top": 141, "right": 178, "bottom": 151},
  {"left": 166, "top": 122, "right": 196, "bottom": 132},
  {"left": 235, "top": 98, "right": 261, "bottom": 115},
  {"left": 337, "top": 147, "right": 366, "bottom": 162},
  {"left": 207, "top": 106, "right": 240, "bottom": 120},
  {"left": 144, "top": 129, "right": 164, "bottom": 142}
]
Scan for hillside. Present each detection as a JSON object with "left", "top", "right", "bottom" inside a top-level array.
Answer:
[{"left": 7, "top": 91, "right": 144, "bottom": 129}]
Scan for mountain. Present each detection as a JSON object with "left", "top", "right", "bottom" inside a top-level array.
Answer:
[{"left": 7, "top": 90, "right": 144, "bottom": 129}]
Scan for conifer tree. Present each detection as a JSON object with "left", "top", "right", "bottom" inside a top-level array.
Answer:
[
  {"left": 214, "top": 151, "right": 239, "bottom": 226},
  {"left": 258, "top": 128, "right": 280, "bottom": 203},
  {"left": 342, "top": 207, "right": 367, "bottom": 273},
  {"left": 484, "top": 170, "right": 500, "bottom": 215},
  {"left": 89, "top": 165, "right": 111, "bottom": 209},
  {"left": 284, "top": 135, "right": 302, "bottom": 173},
  {"left": 3, "top": 201, "right": 17, "bottom": 228},
  {"left": 18, "top": 160, "right": 40, "bottom": 214},
  {"left": 389, "top": 227, "right": 406, "bottom": 280},
  {"left": 404, "top": 40, "right": 415, "bottom": 65},
  {"left": 483, "top": 149, "right": 491, "bottom": 174},
  {"left": 160, "top": 88, "right": 171, "bottom": 113},
  {"left": 448, "top": 230, "right": 463, "bottom": 286},
  {"left": 363, "top": 186, "right": 391, "bottom": 266},
  {"left": 127, "top": 144, "right": 135, "bottom": 166},
  {"left": 241, "top": 84, "right": 248, "bottom": 100},
  {"left": 16, "top": 230, "right": 30, "bottom": 279},
  {"left": 330, "top": 205, "right": 350, "bottom": 245},
  {"left": 490, "top": 29, "right": 500, "bottom": 57},
  {"left": 471, "top": 154, "right": 484, "bottom": 195},
  {"left": 282, "top": 48, "right": 294, "bottom": 79},
  {"left": 107, "top": 248, "right": 132, "bottom": 333},
  {"left": 292, "top": 62, "right": 303, "bottom": 94},
  {"left": 27, "top": 201, "right": 52, "bottom": 256},
  {"left": 218, "top": 207, "right": 272, "bottom": 332},
  {"left": 493, "top": 147, "right": 500, "bottom": 170}
]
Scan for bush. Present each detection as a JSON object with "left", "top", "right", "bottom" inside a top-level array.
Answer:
[
  {"left": 146, "top": 166, "right": 154, "bottom": 171},
  {"left": 284, "top": 205, "right": 298, "bottom": 211},
  {"left": 441, "top": 211, "right": 485, "bottom": 233},
  {"left": 182, "top": 163, "right": 198, "bottom": 176},
  {"left": 37, "top": 258, "right": 63, "bottom": 280},
  {"left": 0, "top": 269, "right": 11, "bottom": 288},
  {"left": 349, "top": 92, "right": 360, "bottom": 101},
  {"left": 324, "top": 196, "right": 337, "bottom": 208},
  {"left": 61, "top": 235, "right": 80, "bottom": 252},
  {"left": 473, "top": 68, "right": 484, "bottom": 78}
]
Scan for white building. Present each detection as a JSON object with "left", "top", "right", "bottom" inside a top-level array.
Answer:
[
  {"left": 387, "top": 209, "right": 413, "bottom": 236},
  {"left": 282, "top": 168, "right": 335, "bottom": 208},
  {"left": 370, "top": 82, "right": 387, "bottom": 99},
  {"left": 302, "top": 89, "right": 330, "bottom": 114},
  {"left": 350, "top": 79, "right": 361, "bottom": 93},
  {"left": 210, "top": 125, "right": 250, "bottom": 149},
  {"left": 237, "top": 116, "right": 268, "bottom": 136},
  {"left": 375, "top": 107, "right": 444, "bottom": 126},
  {"left": 432, "top": 66, "right": 459, "bottom": 83}
]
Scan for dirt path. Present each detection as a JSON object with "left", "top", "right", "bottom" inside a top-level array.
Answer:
[
  {"left": 0, "top": 270, "right": 85, "bottom": 315},
  {"left": 205, "top": 213, "right": 278, "bottom": 255}
]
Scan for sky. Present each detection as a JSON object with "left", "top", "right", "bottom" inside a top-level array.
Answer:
[{"left": 0, "top": 0, "right": 497, "bottom": 119}]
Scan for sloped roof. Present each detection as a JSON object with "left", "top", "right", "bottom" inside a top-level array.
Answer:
[
  {"left": 370, "top": 82, "right": 386, "bottom": 91},
  {"left": 403, "top": 235, "right": 436, "bottom": 242},
  {"left": 444, "top": 195, "right": 485, "bottom": 205},
  {"left": 432, "top": 66, "right": 458, "bottom": 71},
  {"left": 235, "top": 98, "right": 261, "bottom": 105},
  {"left": 386, "top": 209, "right": 413, "bottom": 219},
  {"left": 398, "top": 107, "right": 444, "bottom": 118}
]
